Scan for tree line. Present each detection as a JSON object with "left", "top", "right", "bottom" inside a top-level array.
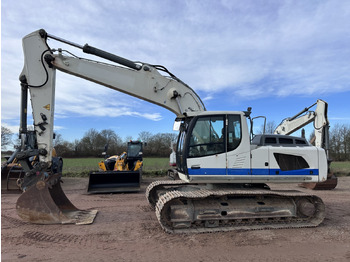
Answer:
[
  {"left": 52, "top": 129, "right": 177, "bottom": 158},
  {"left": 329, "top": 124, "right": 350, "bottom": 161},
  {"left": 2, "top": 124, "right": 350, "bottom": 161}
]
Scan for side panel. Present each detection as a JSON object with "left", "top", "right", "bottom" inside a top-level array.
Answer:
[
  {"left": 250, "top": 147, "right": 269, "bottom": 175},
  {"left": 250, "top": 146, "right": 326, "bottom": 183},
  {"left": 187, "top": 153, "right": 227, "bottom": 176}
]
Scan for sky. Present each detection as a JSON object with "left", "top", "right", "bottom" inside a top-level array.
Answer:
[{"left": 2, "top": 0, "right": 350, "bottom": 147}]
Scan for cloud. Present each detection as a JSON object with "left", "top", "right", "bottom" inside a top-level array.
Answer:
[
  {"left": 2, "top": 0, "right": 350, "bottom": 127},
  {"left": 329, "top": 117, "right": 350, "bottom": 122},
  {"left": 53, "top": 125, "right": 66, "bottom": 131},
  {"left": 1, "top": 123, "right": 19, "bottom": 134},
  {"left": 202, "top": 95, "right": 214, "bottom": 102},
  {"left": 175, "top": 0, "right": 350, "bottom": 98}
]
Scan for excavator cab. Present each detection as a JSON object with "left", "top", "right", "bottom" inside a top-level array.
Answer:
[{"left": 87, "top": 141, "right": 143, "bottom": 193}]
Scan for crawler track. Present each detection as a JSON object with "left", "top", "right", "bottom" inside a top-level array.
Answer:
[
  {"left": 146, "top": 181, "right": 325, "bottom": 234},
  {"left": 146, "top": 180, "right": 190, "bottom": 208}
]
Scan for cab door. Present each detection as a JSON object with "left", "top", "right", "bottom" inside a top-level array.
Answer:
[
  {"left": 226, "top": 114, "right": 251, "bottom": 179},
  {"left": 186, "top": 115, "right": 227, "bottom": 177}
]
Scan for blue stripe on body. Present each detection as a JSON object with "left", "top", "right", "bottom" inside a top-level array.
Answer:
[
  {"left": 188, "top": 168, "right": 319, "bottom": 176},
  {"left": 268, "top": 169, "right": 319, "bottom": 175},
  {"left": 188, "top": 168, "right": 226, "bottom": 175}
]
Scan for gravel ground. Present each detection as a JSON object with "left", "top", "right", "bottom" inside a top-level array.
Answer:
[{"left": 2, "top": 177, "right": 350, "bottom": 262}]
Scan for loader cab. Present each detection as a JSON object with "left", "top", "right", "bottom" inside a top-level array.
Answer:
[
  {"left": 176, "top": 111, "right": 251, "bottom": 182},
  {"left": 126, "top": 141, "right": 143, "bottom": 170}
]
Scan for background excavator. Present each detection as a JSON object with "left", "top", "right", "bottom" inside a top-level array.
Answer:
[
  {"left": 2, "top": 148, "right": 26, "bottom": 191},
  {"left": 87, "top": 140, "right": 143, "bottom": 193},
  {"left": 1, "top": 133, "right": 61, "bottom": 192},
  {"left": 15, "top": 29, "right": 328, "bottom": 232},
  {"left": 273, "top": 99, "right": 337, "bottom": 190}
]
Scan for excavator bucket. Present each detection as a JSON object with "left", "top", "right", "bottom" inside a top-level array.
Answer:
[
  {"left": 87, "top": 170, "right": 141, "bottom": 193},
  {"left": 16, "top": 174, "right": 98, "bottom": 224}
]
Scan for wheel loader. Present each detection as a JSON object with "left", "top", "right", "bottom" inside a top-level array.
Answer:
[{"left": 87, "top": 141, "right": 143, "bottom": 193}]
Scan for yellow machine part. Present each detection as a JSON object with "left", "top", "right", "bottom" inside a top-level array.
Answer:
[
  {"left": 52, "top": 148, "right": 57, "bottom": 157},
  {"left": 96, "top": 153, "right": 142, "bottom": 172},
  {"left": 114, "top": 159, "right": 125, "bottom": 171},
  {"left": 98, "top": 161, "right": 107, "bottom": 171},
  {"left": 117, "top": 159, "right": 142, "bottom": 171},
  {"left": 134, "top": 160, "right": 142, "bottom": 171},
  {"left": 113, "top": 152, "right": 127, "bottom": 171}
]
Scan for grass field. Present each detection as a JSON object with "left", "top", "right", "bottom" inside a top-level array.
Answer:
[
  {"left": 2, "top": 156, "right": 349, "bottom": 177},
  {"left": 62, "top": 157, "right": 170, "bottom": 177},
  {"left": 331, "top": 161, "right": 350, "bottom": 177}
]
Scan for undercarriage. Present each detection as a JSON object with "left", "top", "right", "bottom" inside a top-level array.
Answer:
[{"left": 146, "top": 180, "right": 325, "bottom": 233}]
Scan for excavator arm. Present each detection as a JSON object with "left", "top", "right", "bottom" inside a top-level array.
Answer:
[{"left": 16, "top": 29, "right": 205, "bottom": 224}]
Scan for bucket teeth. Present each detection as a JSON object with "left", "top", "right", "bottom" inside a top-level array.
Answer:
[{"left": 16, "top": 174, "right": 98, "bottom": 225}]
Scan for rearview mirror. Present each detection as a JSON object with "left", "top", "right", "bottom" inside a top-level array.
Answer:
[{"left": 173, "top": 120, "right": 181, "bottom": 131}]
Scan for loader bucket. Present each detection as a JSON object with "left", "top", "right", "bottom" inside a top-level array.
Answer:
[
  {"left": 16, "top": 174, "right": 98, "bottom": 225},
  {"left": 87, "top": 170, "right": 141, "bottom": 193}
]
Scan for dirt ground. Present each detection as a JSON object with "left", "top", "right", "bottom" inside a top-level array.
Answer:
[{"left": 2, "top": 176, "right": 350, "bottom": 262}]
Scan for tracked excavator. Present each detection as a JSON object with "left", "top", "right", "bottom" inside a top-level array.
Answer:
[
  {"left": 274, "top": 100, "right": 337, "bottom": 190},
  {"left": 16, "top": 29, "right": 326, "bottom": 232}
]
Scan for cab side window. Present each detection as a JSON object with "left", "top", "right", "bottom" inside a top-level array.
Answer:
[
  {"left": 227, "top": 115, "right": 242, "bottom": 151},
  {"left": 188, "top": 116, "right": 225, "bottom": 157}
]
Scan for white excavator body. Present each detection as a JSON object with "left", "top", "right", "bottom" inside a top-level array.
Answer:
[{"left": 15, "top": 29, "right": 327, "bottom": 232}]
